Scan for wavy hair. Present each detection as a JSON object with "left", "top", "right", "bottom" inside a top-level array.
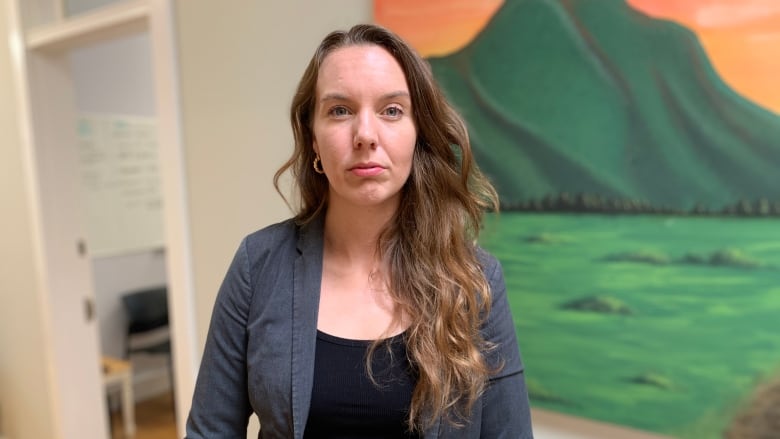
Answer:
[{"left": 274, "top": 24, "right": 500, "bottom": 431}]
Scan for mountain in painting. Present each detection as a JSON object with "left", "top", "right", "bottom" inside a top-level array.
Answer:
[{"left": 428, "top": 0, "right": 780, "bottom": 210}]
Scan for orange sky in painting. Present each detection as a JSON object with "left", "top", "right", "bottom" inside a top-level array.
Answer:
[
  {"left": 374, "top": 0, "right": 504, "bottom": 57},
  {"left": 628, "top": 0, "right": 780, "bottom": 114},
  {"left": 375, "top": 0, "right": 780, "bottom": 115}
]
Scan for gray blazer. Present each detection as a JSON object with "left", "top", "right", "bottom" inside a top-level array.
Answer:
[{"left": 185, "top": 216, "right": 533, "bottom": 438}]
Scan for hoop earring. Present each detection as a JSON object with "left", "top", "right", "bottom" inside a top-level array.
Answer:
[{"left": 312, "top": 154, "right": 325, "bottom": 174}]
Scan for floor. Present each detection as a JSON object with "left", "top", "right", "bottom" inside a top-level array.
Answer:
[{"left": 109, "top": 392, "right": 178, "bottom": 439}]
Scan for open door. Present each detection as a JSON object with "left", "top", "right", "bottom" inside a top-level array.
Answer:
[
  {"left": 11, "top": 1, "right": 198, "bottom": 437},
  {"left": 23, "top": 47, "right": 109, "bottom": 438}
]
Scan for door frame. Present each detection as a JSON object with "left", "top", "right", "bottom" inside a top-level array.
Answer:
[{"left": 8, "top": 0, "right": 197, "bottom": 436}]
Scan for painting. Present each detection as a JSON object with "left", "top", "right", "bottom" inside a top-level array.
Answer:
[{"left": 375, "top": 1, "right": 780, "bottom": 437}]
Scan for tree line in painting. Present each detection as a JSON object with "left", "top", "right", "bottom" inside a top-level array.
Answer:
[{"left": 501, "top": 192, "right": 780, "bottom": 217}]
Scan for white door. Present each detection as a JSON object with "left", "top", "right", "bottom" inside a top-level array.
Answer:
[{"left": 24, "top": 48, "right": 109, "bottom": 439}]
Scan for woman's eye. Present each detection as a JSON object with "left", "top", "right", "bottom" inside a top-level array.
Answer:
[
  {"left": 384, "top": 106, "right": 403, "bottom": 118},
  {"left": 328, "top": 106, "right": 349, "bottom": 117}
]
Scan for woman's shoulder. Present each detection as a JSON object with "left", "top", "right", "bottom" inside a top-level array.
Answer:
[
  {"left": 235, "top": 218, "right": 301, "bottom": 263},
  {"left": 244, "top": 217, "right": 299, "bottom": 244},
  {"left": 220, "top": 219, "right": 305, "bottom": 288},
  {"left": 475, "top": 245, "right": 501, "bottom": 277},
  {"left": 239, "top": 216, "right": 323, "bottom": 262}
]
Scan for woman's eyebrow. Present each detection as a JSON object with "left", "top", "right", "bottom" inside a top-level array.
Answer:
[
  {"left": 319, "top": 92, "right": 349, "bottom": 103},
  {"left": 382, "top": 91, "right": 411, "bottom": 100},
  {"left": 319, "top": 91, "right": 411, "bottom": 103}
]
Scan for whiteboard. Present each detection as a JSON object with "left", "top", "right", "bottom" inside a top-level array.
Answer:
[{"left": 77, "top": 113, "right": 164, "bottom": 256}]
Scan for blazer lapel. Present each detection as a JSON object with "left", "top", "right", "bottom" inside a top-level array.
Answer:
[{"left": 290, "top": 216, "right": 325, "bottom": 439}]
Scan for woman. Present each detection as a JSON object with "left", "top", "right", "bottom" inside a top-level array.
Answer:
[{"left": 186, "top": 24, "right": 533, "bottom": 438}]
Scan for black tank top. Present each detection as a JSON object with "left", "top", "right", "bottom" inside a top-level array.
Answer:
[{"left": 303, "top": 330, "right": 422, "bottom": 438}]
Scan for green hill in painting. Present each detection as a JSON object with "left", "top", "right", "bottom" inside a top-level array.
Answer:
[{"left": 428, "top": 0, "right": 780, "bottom": 210}]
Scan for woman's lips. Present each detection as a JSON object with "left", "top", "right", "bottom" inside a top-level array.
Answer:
[{"left": 349, "top": 163, "right": 385, "bottom": 177}]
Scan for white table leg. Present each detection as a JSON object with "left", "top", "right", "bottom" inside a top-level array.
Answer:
[{"left": 121, "top": 372, "right": 136, "bottom": 437}]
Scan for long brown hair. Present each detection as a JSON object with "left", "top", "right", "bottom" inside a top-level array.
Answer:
[{"left": 274, "top": 24, "right": 500, "bottom": 431}]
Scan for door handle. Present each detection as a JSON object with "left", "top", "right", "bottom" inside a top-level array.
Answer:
[{"left": 84, "top": 297, "right": 95, "bottom": 322}]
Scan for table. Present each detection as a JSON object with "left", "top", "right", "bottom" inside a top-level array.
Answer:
[{"left": 102, "top": 356, "right": 136, "bottom": 437}]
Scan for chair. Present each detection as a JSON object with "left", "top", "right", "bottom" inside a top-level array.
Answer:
[{"left": 120, "top": 286, "right": 175, "bottom": 409}]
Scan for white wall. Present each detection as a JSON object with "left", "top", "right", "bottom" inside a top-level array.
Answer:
[
  {"left": 63, "top": 0, "right": 118, "bottom": 17},
  {"left": 0, "top": 2, "right": 56, "bottom": 438},
  {"left": 69, "top": 31, "right": 155, "bottom": 117}
]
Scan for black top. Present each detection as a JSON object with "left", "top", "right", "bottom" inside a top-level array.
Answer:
[{"left": 303, "top": 330, "right": 422, "bottom": 438}]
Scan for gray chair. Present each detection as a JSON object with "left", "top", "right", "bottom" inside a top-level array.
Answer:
[
  {"left": 120, "top": 286, "right": 175, "bottom": 416},
  {"left": 121, "top": 286, "right": 171, "bottom": 358}
]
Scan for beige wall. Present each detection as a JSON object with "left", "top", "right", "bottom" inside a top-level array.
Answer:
[
  {"left": 0, "top": 2, "right": 56, "bottom": 439},
  {"left": 174, "top": 1, "right": 373, "bottom": 349}
]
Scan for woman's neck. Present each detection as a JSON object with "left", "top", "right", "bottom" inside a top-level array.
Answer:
[
  {"left": 319, "top": 200, "right": 406, "bottom": 339},
  {"left": 322, "top": 200, "right": 396, "bottom": 265}
]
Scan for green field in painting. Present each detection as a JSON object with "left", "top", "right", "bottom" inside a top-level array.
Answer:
[{"left": 479, "top": 213, "right": 780, "bottom": 438}]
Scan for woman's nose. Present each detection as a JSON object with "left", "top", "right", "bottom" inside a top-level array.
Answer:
[{"left": 353, "top": 111, "right": 378, "bottom": 149}]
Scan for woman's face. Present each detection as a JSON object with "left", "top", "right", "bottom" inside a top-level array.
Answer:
[{"left": 312, "top": 44, "right": 417, "bottom": 212}]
